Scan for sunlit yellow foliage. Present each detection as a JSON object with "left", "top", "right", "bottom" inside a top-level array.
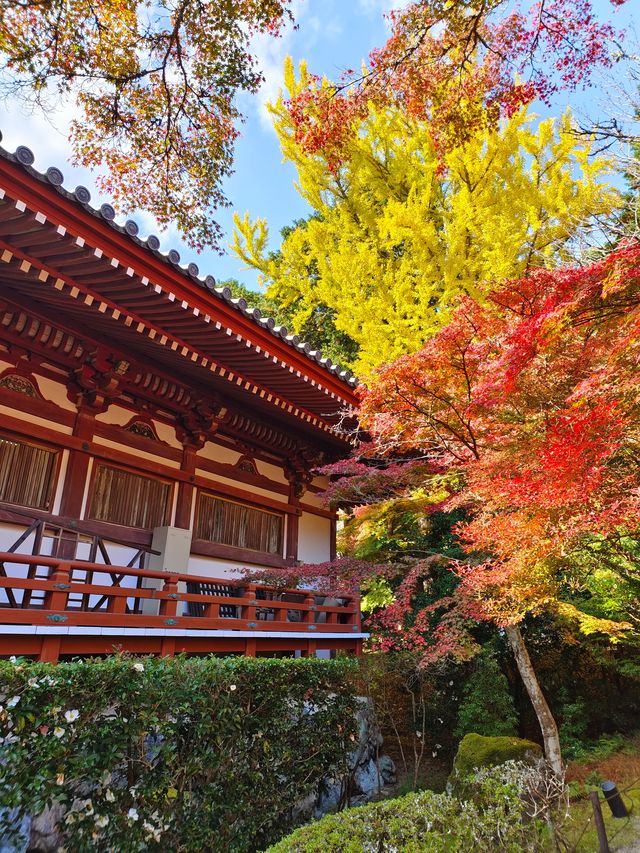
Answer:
[
  {"left": 556, "top": 602, "right": 632, "bottom": 639},
  {"left": 233, "top": 58, "right": 617, "bottom": 375}
]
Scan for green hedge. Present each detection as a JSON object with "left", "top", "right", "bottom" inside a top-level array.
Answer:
[
  {"left": 0, "top": 656, "right": 359, "bottom": 852},
  {"left": 266, "top": 773, "right": 548, "bottom": 853}
]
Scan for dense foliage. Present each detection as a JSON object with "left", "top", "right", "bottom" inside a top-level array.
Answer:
[
  {"left": 267, "top": 764, "right": 551, "bottom": 852},
  {"left": 234, "top": 79, "right": 615, "bottom": 373},
  {"left": 455, "top": 647, "right": 518, "bottom": 739},
  {"left": 0, "top": 656, "right": 358, "bottom": 852},
  {"left": 282, "top": 0, "right": 627, "bottom": 164},
  {"left": 0, "top": 0, "right": 294, "bottom": 249},
  {"left": 354, "top": 242, "right": 640, "bottom": 645}
]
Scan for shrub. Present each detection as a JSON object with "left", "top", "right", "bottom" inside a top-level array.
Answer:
[
  {"left": 455, "top": 647, "right": 518, "bottom": 739},
  {"left": 452, "top": 733, "right": 543, "bottom": 780},
  {"left": 0, "top": 656, "right": 359, "bottom": 852},
  {"left": 558, "top": 695, "right": 590, "bottom": 758},
  {"left": 266, "top": 764, "right": 550, "bottom": 852}
]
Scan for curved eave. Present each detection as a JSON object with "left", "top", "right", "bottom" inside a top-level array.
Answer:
[{"left": 0, "top": 144, "right": 359, "bottom": 405}]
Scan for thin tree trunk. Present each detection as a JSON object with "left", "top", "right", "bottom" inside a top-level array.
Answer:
[{"left": 505, "top": 624, "right": 563, "bottom": 778}]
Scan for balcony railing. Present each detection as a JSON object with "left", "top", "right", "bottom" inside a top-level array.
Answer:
[{"left": 0, "top": 552, "right": 364, "bottom": 661}]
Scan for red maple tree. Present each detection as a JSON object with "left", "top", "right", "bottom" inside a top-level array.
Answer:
[{"left": 271, "top": 242, "right": 639, "bottom": 773}]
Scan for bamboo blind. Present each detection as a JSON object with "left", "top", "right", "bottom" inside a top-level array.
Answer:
[
  {"left": 195, "top": 493, "right": 283, "bottom": 555},
  {"left": 0, "top": 435, "right": 57, "bottom": 509},
  {"left": 88, "top": 465, "right": 171, "bottom": 530}
]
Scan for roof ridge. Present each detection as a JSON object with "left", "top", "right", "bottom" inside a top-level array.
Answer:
[{"left": 0, "top": 134, "right": 358, "bottom": 388}]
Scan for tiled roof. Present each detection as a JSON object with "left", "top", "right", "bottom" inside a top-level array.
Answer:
[{"left": 0, "top": 135, "right": 358, "bottom": 388}]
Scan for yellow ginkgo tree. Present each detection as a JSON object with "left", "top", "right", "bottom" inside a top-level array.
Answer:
[{"left": 233, "top": 59, "right": 617, "bottom": 375}]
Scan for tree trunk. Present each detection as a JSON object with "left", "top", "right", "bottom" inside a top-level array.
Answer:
[{"left": 505, "top": 624, "right": 563, "bottom": 777}]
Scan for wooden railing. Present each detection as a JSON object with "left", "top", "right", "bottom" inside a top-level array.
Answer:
[{"left": 0, "top": 552, "right": 362, "bottom": 635}]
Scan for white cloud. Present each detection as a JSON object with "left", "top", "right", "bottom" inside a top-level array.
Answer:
[
  {"left": 247, "top": 0, "right": 304, "bottom": 131},
  {"left": 2, "top": 96, "right": 83, "bottom": 174},
  {"left": 247, "top": 0, "right": 344, "bottom": 132}
]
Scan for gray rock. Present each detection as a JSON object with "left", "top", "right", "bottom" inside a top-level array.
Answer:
[
  {"left": 378, "top": 754, "right": 397, "bottom": 784},
  {"left": 354, "top": 759, "right": 381, "bottom": 796}
]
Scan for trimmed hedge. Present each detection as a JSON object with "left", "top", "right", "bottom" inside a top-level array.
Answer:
[
  {"left": 0, "top": 656, "right": 359, "bottom": 852},
  {"left": 266, "top": 774, "right": 548, "bottom": 853}
]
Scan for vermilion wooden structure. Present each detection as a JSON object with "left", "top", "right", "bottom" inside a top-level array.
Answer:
[
  {"left": 0, "top": 139, "right": 365, "bottom": 660},
  {"left": 0, "top": 552, "right": 362, "bottom": 662}
]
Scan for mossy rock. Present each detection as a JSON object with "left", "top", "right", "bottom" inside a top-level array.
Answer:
[{"left": 452, "top": 733, "right": 543, "bottom": 781}]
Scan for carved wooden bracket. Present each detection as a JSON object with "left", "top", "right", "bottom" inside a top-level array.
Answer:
[
  {"left": 66, "top": 351, "right": 130, "bottom": 413},
  {"left": 176, "top": 399, "right": 228, "bottom": 449}
]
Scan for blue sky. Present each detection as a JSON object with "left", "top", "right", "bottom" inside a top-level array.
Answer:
[{"left": 0, "top": 0, "right": 636, "bottom": 293}]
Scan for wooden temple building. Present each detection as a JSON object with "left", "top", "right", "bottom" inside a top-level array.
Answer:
[{"left": 0, "top": 138, "right": 365, "bottom": 662}]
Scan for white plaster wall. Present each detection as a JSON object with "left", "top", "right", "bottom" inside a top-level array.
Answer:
[
  {"left": 95, "top": 405, "right": 133, "bottom": 426},
  {"left": 51, "top": 449, "right": 70, "bottom": 515},
  {"left": 93, "top": 436, "right": 181, "bottom": 469},
  {"left": 195, "top": 471, "right": 285, "bottom": 504},
  {"left": 0, "top": 404, "right": 73, "bottom": 435},
  {"left": 187, "top": 555, "right": 256, "bottom": 580},
  {"left": 32, "top": 374, "right": 76, "bottom": 411},
  {"left": 302, "top": 493, "right": 324, "bottom": 508},
  {"left": 298, "top": 512, "right": 331, "bottom": 564},
  {"left": 152, "top": 420, "right": 181, "bottom": 448},
  {"left": 198, "top": 440, "right": 240, "bottom": 465},
  {"left": 257, "top": 459, "right": 288, "bottom": 484}
]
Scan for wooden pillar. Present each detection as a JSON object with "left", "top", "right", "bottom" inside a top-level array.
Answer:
[
  {"left": 160, "top": 637, "right": 176, "bottom": 657},
  {"left": 285, "top": 464, "right": 307, "bottom": 562},
  {"left": 330, "top": 517, "right": 337, "bottom": 561},
  {"left": 286, "top": 510, "right": 300, "bottom": 562},
  {"left": 245, "top": 637, "right": 257, "bottom": 657},
  {"left": 39, "top": 637, "right": 61, "bottom": 663},
  {"left": 58, "top": 407, "right": 95, "bottom": 521},
  {"left": 174, "top": 444, "right": 197, "bottom": 530}
]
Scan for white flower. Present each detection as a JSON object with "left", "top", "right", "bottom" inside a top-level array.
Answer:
[
  {"left": 6, "top": 696, "right": 20, "bottom": 708},
  {"left": 80, "top": 799, "right": 94, "bottom": 816},
  {"left": 53, "top": 726, "right": 65, "bottom": 738},
  {"left": 105, "top": 790, "right": 115, "bottom": 803},
  {"left": 229, "top": 684, "right": 237, "bottom": 692},
  {"left": 64, "top": 813, "right": 76, "bottom": 826},
  {"left": 9, "top": 656, "right": 17, "bottom": 663},
  {"left": 133, "top": 662, "right": 144, "bottom": 672},
  {"left": 56, "top": 773, "right": 65, "bottom": 786},
  {"left": 95, "top": 815, "right": 109, "bottom": 828},
  {"left": 415, "top": 732, "right": 422, "bottom": 738},
  {"left": 64, "top": 710, "right": 80, "bottom": 723},
  {"left": 28, "top": 677, "right": 38, "bottom": 687},
  {"left": 128, "top": 808, "right": 139, "bottom": 822}
]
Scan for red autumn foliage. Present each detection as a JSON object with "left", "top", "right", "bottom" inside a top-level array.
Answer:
[
  {"left": 288, "top": 241, "right": 640, "bottom": 661},
  {"left": 285, "top": 0, "right": 626, "bottom": 169}
]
